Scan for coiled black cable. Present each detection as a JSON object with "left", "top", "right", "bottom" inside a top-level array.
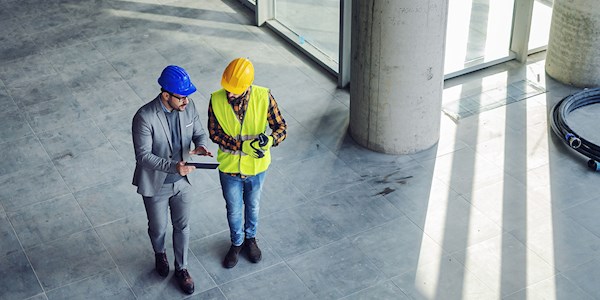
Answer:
[{"left": 550, "top": 88, "right": 600, "bottom": 171}]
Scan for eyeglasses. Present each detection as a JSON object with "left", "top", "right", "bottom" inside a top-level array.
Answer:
[{"left": 169, "top": 93, "right": 189, "bottom": 102}]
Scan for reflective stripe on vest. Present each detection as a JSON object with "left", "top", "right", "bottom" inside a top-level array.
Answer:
[{"left": 211, "top": 85, "right": 271, "bottom": 175}]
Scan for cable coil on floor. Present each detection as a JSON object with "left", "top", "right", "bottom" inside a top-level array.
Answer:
[{"left": 550, "top": 87, "right": 600, "bottom": 171}]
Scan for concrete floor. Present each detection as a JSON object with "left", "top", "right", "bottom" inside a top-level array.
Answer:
[{"left": 1, "top": 0, "right": 600, "bottom": 299}]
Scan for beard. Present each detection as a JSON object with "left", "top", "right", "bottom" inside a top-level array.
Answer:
[{"left": 227, "top": 91, "right": 247, "bottom": 103}]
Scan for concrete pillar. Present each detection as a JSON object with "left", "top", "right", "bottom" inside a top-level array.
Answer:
[
  {"left": 545, "top": 0, "right": 600, "bottom": 87},
  {"left": 349, "top": 0, "right": 449, "bottom": 154}
]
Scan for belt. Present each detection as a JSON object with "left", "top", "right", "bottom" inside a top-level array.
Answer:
[{"left": 225, "top": 172, "right": 249, "bottom": 179}]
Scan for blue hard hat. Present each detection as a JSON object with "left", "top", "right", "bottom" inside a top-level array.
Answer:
[{"left": 157, "top": 65, "right": 197, "bottom": 96}]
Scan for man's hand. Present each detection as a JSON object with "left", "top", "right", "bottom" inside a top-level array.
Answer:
[
  {"left": 189, "top": 146, "right": 213, "bottom": 157},
  {"left": 176, "top": 161, "right": 195, "bottom": 176},
  {"left": 260, "top": 135, "right": 274, "bottom": 150},
  {"left": 242, "top": 140, "right": 259, "bottom": 158}
]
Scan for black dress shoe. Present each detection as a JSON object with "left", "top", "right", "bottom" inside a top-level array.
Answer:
[
  {"left": 155, "top": 253, "right": 169, "bottom": 277},
  {"left": 175, "top": 269, "right": 194, "bottom": 295},
  {"left": 223, "top": 244, "right": 243, "bottom": 268},
  {"left": 245, "top": 238, "right": 262, "bottom": 263}
]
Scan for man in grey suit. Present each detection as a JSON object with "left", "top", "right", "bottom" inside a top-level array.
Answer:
[{"left": 132, "top": 65, "right": 212, "bottom": 295}]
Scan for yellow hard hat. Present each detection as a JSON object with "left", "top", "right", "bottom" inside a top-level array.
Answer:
[{"left": 221, "top": 57, "right": 254, "bottom": 94}]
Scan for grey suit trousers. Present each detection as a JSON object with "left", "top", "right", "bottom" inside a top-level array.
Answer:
[{"left": 143, "top": 179, "right": 192, "bottom": 271}]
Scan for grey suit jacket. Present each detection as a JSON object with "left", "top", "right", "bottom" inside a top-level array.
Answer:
[{"left": 132, "top": 96, "right": 208, "bottom": 197}]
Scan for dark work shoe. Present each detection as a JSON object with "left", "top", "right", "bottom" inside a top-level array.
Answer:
[
  {"left": 155, "top": 253, "right": 169, "bottom": 277},
  {"left": 245, "top": 238, "right": 262, "bottom": 263},
  {"left": 175, "top": 269, "right": 194, "bottom": 295},
  {"left": 223, "top": 244, "right": 243, "bottom": 268}
]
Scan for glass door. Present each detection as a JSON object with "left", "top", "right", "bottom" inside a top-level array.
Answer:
[
  {"left": 528, "top": 0, "right": 553, "bottom": 52},
  {"left": 266, "top": 0, "right": 340, "bottom": 74},
  {"left": 444, "top": 0, "right": 516, "bottom": 77}
]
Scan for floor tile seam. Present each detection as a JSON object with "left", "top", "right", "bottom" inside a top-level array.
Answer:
[
  {"left": 34, "top": 121, "right": 115, "bottom": 199},
  {"left": 46, "top": 30, "right": 115, "bottom": 79},
  {"left": 0, "top": 104, "right": 39, "bottom": 130},
  {"left": 280, "top": 218, "right": 408, "bottom": 280},
  {"left": 25, "top": 109, "right": 95, "bottom": 136},
  {"left": 502, "top": 286, "right": 528, "bottom": 299},
  {"left": 431, "top": 148, "right": 511, "bottom": 197},
  {"left": 32, "top": 114, "right": 134, "bottom": 176},
  {"left": 387, "top": 261, "right": 466, "bottom": 299},
  {"left": 320, "top": 255, "right": 394, "bottom": 299},
  {"left": 3, "top": 1, "right": 66, "bottom": 20},
  {"left": 38, "top": 36, "right": 95, "bottom": 71},
  {"left": 86, "top": 112, "right": 135, "bottom": 170},
  {"left": 41, "top": 44, "right": 105, "bottom": 77},
  {"left": 443, "top": 249, "right": 507, "bottom": 297},
  {"left": 0, "top": 41, "right": 44, "bottom": 64},
  {"left": 417, "top": 151, "right": 500, "bottom": 200},
  {"left": 0, "top": 122, "right": 44, "bottom": 155},
  {"left": 276, "top": 169, "right": 364, "bottom": 202},
  {"left": 546, "top": 244, "right": 600, "bottom": 274},
  {"left": 259, "top": 199, "right": 309, "bottom": 219},
  {"left": 88, "top": 210, "right": 148, "bottom": 231},
  {"left": 257, "top": 197, "right": 358, "bottom": 254},
  {"left": 333, "top": 207, "right": 408, "bottom": 242},
  {"left": 502, "top": 271, "right": 596, "bottom": 300},
  {"left": 277, "top": 260, "right": 320, "bottom": 299},
  {"left": 16, "top": 123, "right": 71, "bottom": 183},
  {"left": 343, "top": 231, "right": 416, "bottom": 293},
  {"left": 400, "top": 214, "right": 458, "bottom": 260},
  {"left": 4, "top": 210, "right": 47, "bottom": 298},
  {"left": 307, "top": 179, "right": 372, "bottom": 203},
  {"left": 396, "top": 215, "right": 499, "bottom": 290},
  {"left": 452, "top": 182, "right": 526, "bottom": 236},
  {"left": 46, "top": 226, "right": 131, "bottom": 293},
  {"left": 552, "top": 190, "right": 599, "bottom": 214},
  {"left": 446, "top": 225, "right": 511, "bottom": 258},
  {"left": 0, "top": 77, "right": 9, "bottom": 99},
  {"left": 50, "top": 157, "right": 129, "bottom": 196},
  {"left": 386, "top": 277, "right": 412, "bottom": 299},
  {"left": 560, "top": 203, "right": 600, "bottom": 241},
  {"left": 279, "top": 234, "right": 350, "bottom": 263},
  {"left": 463, "top": 130, "right": 554, "bottom": 172},
  {"left": 0, "top": 131, "right": 62, "bottom": 182},
  {"left": 270, "top": 141, "right": 331, "bottom": 167},
  {"left": 185, "top": 246, "right": 221, "bottom": 296},
  {"left": 188, "top": 228, "right": 230, "bottom": 245},
  {"left": 281, "top": 240, "right": 380, "bottom": 300},
  {"left": 502, "top": 228, "right": 564, "bottom": 274},
  {"left": 19, "top": 224, "right": 105, "bottom": 257},
  {"left": 461, "top": 140, "right": 516, "bottom": 170},
  {"left": 335, "top": 278, "right": 408, "bottom": 300},
  {"left": 0, "top": 132, "right": 70, "bottom": 212},
  {"left": 1, "top": 188, "right": 74, "bottom": 215},
  {"left": 40, "top": 265, "right": 135, "bottom": 298},
  {"left": 155, "top": 35, "right": 230, "bottom": 66},
  {"left": 559, "top": 263, "right": 600, "bottom": 300},
  {"left": 212, "top": 261, "right": 289, "bottom": 290},
  {"left": 259, "top": 215, "right": 347, "bottom": 263},
  {"left": 102, "top": 48, "right": 161, "bottom": 85}
]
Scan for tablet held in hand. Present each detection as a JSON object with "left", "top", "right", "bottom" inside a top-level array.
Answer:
[{"left": 184, "top": 162, "right": 220, "bottom": 169}]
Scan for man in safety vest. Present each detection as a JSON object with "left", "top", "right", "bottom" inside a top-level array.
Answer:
[{"left": 208, "top": 57, "right": 287, "bottom": 268}]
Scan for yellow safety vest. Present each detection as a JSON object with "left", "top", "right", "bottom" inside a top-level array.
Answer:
[{"left": 211, "top": 85, "right": 271, "bottom": 176}]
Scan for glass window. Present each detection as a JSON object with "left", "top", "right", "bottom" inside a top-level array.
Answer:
[
  {"left": 528, "top": 0, "right": 553, "bottom": 51},
  {"left": 444, "top": 0, "right": 516, "bottom": 76},
  {"left": 274, "top": 0, "right": 340, "bottom": 62}
]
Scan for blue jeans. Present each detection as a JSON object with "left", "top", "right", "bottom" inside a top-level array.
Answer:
[
  {"left": 219, "top": 171, "right": 266, "bottom": 246},
  {"left": 143, "top": 179, "right": 192, "bottom": 271}
]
